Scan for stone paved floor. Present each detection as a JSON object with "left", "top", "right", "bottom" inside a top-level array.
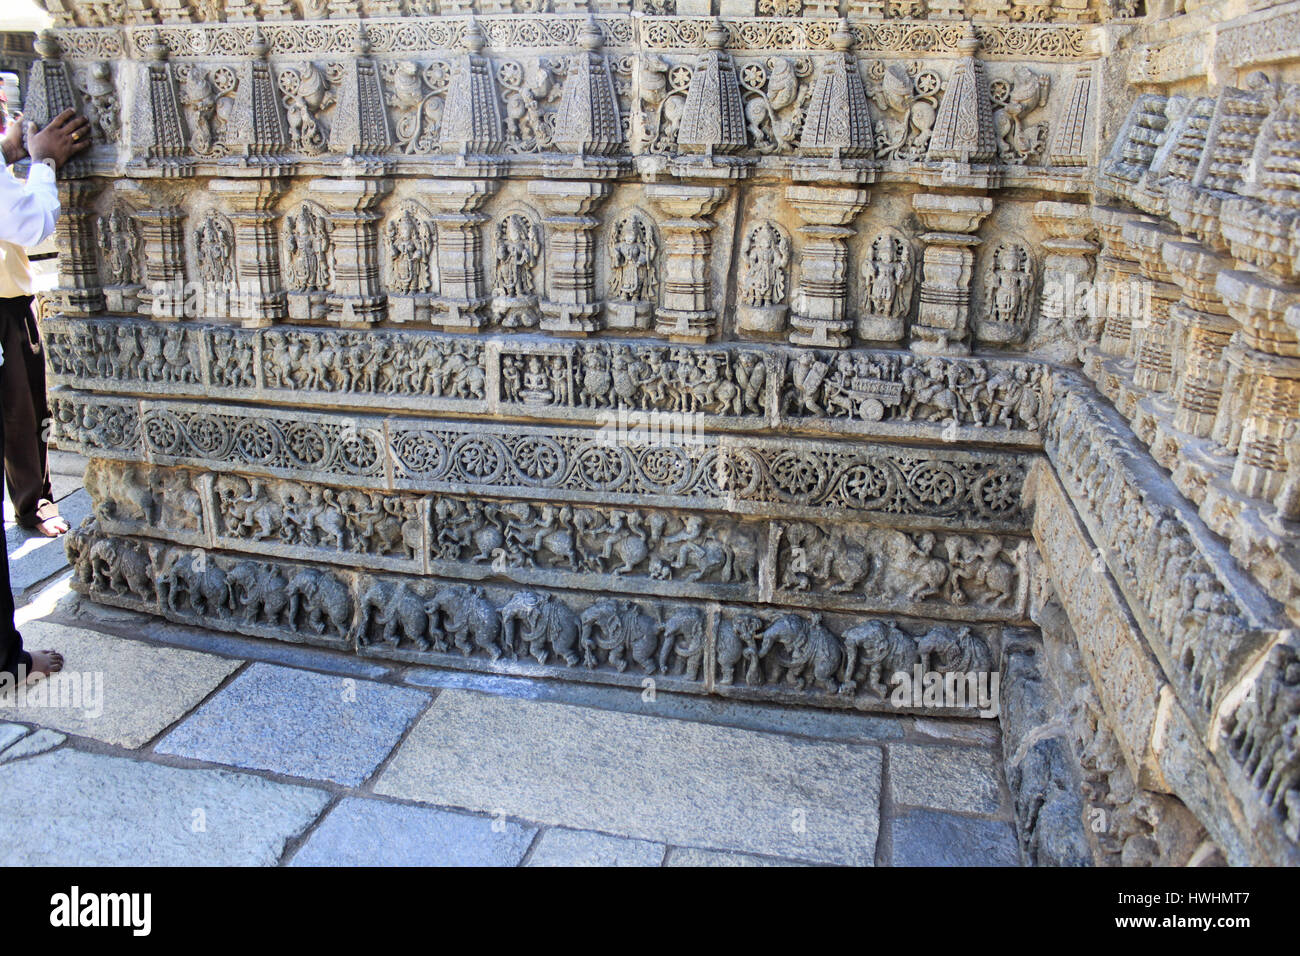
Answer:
[{"left": 0, "top": 451, "right": 1021, "bottom": 866}]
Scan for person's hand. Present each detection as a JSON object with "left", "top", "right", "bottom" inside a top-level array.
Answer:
[
  {"left": 1, "top": 112, "right": 25, "bottom": 166},
  {"left": 28, "top": 108, "right": 92, "bottom": 170}
]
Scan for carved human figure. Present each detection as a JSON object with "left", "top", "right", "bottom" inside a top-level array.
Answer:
[
  {"left": 387, "top": 206, "right": 436, "bottom": 294},
  {"left": 97, "top": 206, "right": 138, "bottom": 286},
  {"left": 494, "top": 213, "right": 541, "bottom": 299},
  {"left": 740, "top": 222, "right": 789, "bottom": 307},
  {"left": 195, "top": 213, "right": 234, "bottom": 286},
  {"left": 608, "top": 212, "right": 658, "bottom": 305},
  {"left": 283, "top": 205, "right": 332, "bottom": 292},
  {"left": 863, "top": 232, "right": 912, "bottom": 319}
]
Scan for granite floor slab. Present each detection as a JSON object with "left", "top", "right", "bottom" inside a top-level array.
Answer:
[
  {"left": 526, "top": 828, "right": 666, "bottom": 867},
  {"left": 0, "top": 749, "right": 329, "bottom": 866},
  {"left": 376, "top": 689, "right": 883, "bottom": 866},
  {"left": 890, "top": 809, "right": 1020, "bottom": 866},
  {"left": 291, "top": 798, "right": 536, "bottom": 867},
  {"left": 0, "top": 620, "right": 241, "bottom": 748},
  {"left": 157, "top": 663, "right": 429, "bottom": 786}
]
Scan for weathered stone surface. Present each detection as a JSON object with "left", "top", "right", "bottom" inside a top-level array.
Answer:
[
  {"left": 292, "top": 798, "right": 536, "bottom": 868},
  {"left": 33, "top": 0, "right": 1300, "bottom": 865},
  {"left": 402, "top": 667, "right": 906, "bottom": 742},
  {"left": 0, "top": 620, "right": 241, "bottom": 749},
  {"left": 0, "top": 724, "right": 28, "bottom": 752},
  {"left": 0, "top": 749, "right": 329, "bottom": 866},
  {"left": 158, "top": 663, "right": 428, "bottom": 786},
  {"left": 891, "top": 809, "right": 1019, "bottom": 867},
  {"left": 376, "top": 690, "right": 883, "bottom": 866},
  {"left": 664, "top": 847, "right": 805, "bottom": 867},
  {"left": 526, "top": 829, "right": 666, "bottom": 868},
  {"left": 889, "top": 744, "right": 1004, "bottom": 816},
  {"left": 0, "top": 729, "right": 66, "bottom": 764}
]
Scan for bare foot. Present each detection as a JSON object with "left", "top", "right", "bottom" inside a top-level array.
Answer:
[{"left": 25, "top": 650, "right": 64, "bottom": 684}]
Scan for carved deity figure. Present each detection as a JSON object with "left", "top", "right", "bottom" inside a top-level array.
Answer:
[
  {"left": 97, "top": 206, "right": 138, "bottom": 286},
  {"left": 283, "top": 205, "right": 332, "bottom": 292},
  {"left": 739, "top": 222, "right": 790, "bottom": 307},
  {"left": 195, "top": 214, "right": 234, "bottom": 286},
  {"left": 387, "top": 206, "right": 436, "bottom": 294},
  {"left": 494, "top": 213, "right": 541, "bottom": 299},
  {"left": 985, "top": 242, "right": 1035, "bottom": 333},
  {"left": 608, "top": 213, "right": 658, "bottom": 305},
  {"left": 862, "top": 231, "right": 913, "bottom": 320}
]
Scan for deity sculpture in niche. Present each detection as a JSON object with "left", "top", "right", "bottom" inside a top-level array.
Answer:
[
  {"left": 283, "top": 202, "right": 333, "bottom": 322},
  {"left": 606, "top": 210, "right": 659, "bottom": 330},
  {"left": 195, "top": 212, "right": 235, "bottom": 287},
  {"left": 858, "top": 229, "right": 915, "bottom": 344},
  {"left": 737, "top": 220, "right": 791, "bottom": 335},
  {"left": 977, "top": 240, "right": 1036, "bottom": 346},
  {"left": 492, "top": 211, "right": 543, "bottom": 328},
  {"left": 386, "top": 203, "right": 438, "bottom": 323},
  {"left": 97, "top": 204, "right": 140, "bottom": 313}
]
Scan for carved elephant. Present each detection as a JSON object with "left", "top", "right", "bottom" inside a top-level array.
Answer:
[
  {"left": 426, "top": 585, "right": 502, "bottom": 660},
  {"left": 580, "top": 599, "right": 660, "bottom": 673},
  {"left": 227, "top": 562, "right": 290, "bottom": 626},
  {"left": 499, "top": 590, "right": 581, "bottom": 667},
  {"left": 354, "top": 578, "right": 430, "bottom": 650},
  {"left": 755, "top": 613, "right": 843, "bottom": 693},
  {"left": 285, "top": 567, "right": 352, "bottom": 640},
  {"left": 658, "top": 607, "right": 705, "bottom": 680},
  {"left": 841, "top": 620, "right": 917, "bottom": 697}
]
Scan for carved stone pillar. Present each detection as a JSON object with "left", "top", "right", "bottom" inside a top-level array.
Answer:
[
  {"left": 527, "top": 181, "right": 611, "bottom": 335},
  {"left": 54, "top": 181, "right": 105, "bottom": 316},
  {"left": 1216, "top": 270, "right": 1300, "bottom": 500},
  {"left": 420, "top": 179, "right": 498, "bottom": 330},
  {"left": 211, "top": 178, "right": 288, "bottom": 328},
  {"left": 1033, "top": 201, "right": 1096, "bottom": 364},
  {"left": 785, "top": 185, "right": 870, "bottom": 349},
  {"left": 308, "top": 178, "right": 392, "bottom": 327},
  {"left": 645, "top": 184, "right": 727, "bottom": 342},
  {"left": 131, "top": 193, "right": 187, "bottom": 322},
  {"left": 1123, "top": 219, "right": 1182, "bottom": 396},
  {"left": 910, "top": 193, "right": 992, "bottom": 356},
  {"left": 1163, "top": 240, "right": 1237, "bottom": 438},
  {"left": 1091, "top": 205, "right": 1149, "bottom": 360}
]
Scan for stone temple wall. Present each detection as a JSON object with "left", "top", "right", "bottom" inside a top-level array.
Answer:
[{"left": 21, "top": 0, "right": 1300, "bottom": 864}]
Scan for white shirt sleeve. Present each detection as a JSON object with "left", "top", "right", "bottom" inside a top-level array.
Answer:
[{"left": 0, "top": 162, "right": 59, "bottom": 248}]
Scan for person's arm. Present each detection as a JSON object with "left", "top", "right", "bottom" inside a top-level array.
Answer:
[{"left": 0, "top": 108, "right": 91, "bottom": 248}]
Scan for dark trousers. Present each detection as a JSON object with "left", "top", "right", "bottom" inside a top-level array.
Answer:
[
  {"left": 0, "top": 398, "right": 27, "bottom": 678},
  {"left": 0, "top": 295, "right": 55, "bottom": 528}
]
